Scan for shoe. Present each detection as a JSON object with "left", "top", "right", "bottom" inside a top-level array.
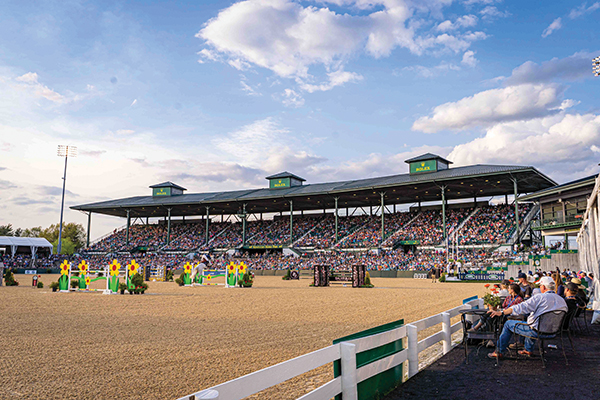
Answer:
[
  {"left": 467, "top": 328, "right": 479, "bottom": 333},
  {"left": 486, "top": 340, "right": 495, "bottom": 348},
  {"left": 518, "top": 350, "right": 533, "bottom": 357},
  {"left": 487, "top": 352, "right": 503, "bottom": 359},
  {"left": 509, "top": 343, "right": 523, "bottom": 350}
]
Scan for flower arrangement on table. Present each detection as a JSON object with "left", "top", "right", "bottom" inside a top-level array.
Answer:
[{"left": 483, "top": 283, "right": 502, "bottom": 309}]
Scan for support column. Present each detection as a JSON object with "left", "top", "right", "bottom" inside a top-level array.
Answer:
[
  {"left": 513, "top": 178, "right": 520, "bottom": 244},
  {"left": 370, "top": 206, "right": 373, "bottom": 216},
  {"left": 505, "top": 194, "right": 508, "bottom": 204},
  {"left": 167, "top": 208, "right": 172, "bottom": 245},
  {"left": 473, "top": 195, "right": 477, "bottom": 208},
  {"left": 418, "top": 201, "right": 422, "bottom": 212},
  {"left": 441, "top": 186, "right": 446, "bottom": 241},
  {"left": 289, "top": 200, "right": 293, "bottom": 245},
  {"left": 126, "top": 210, "right": 131, "bottom": 246},
  {"left": 334, "top": 197, "right": 339, "bottom": 243},
  {"left": 205, "top": 206, "right": 210, "bottom": 245},
  {"left": 380, "top": 192, "right": 385, "bottom": 246},
  {"left": 564, "top": 233, "right": 569, "bottom": 250},
  {"left": 242, "top": 203, "right": 247, "bottom": 247},
  {"left": 86, "top": 212, "right": 92, "bottom": 248},
  {"left": 393, "top": 204, "right": 396, "bottom": 213}
]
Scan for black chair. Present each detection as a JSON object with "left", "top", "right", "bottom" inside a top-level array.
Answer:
[
  {"left": 513, "top": 310, "right": 568, "bottom": 368},
  {"left": 573, "top": 304, "right": 590, "bottom": 335},
  {"left": 460, "top": 309, "right": 503, "bottom": 365}
]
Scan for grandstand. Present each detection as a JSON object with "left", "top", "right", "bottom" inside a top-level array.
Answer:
[{"left": 72, "top": 154, "right": 555, "bottom": 261}]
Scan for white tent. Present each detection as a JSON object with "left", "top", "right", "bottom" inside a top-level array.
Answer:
[{"left": 0, "top": 237, "right": 53, "bottom": 257}]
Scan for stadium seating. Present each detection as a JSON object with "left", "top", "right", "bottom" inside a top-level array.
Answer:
[{"left": 455, "top": 204, "right": 532, "bottom": 245}]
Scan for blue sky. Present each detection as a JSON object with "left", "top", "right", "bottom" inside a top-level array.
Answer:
[{"left": 0, "top": 0, "right": 599, "bottom": 238}]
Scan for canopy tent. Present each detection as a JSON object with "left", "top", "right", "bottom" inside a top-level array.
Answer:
[{"left": 0, "top": 237, "right": 54, "bottom": 257}]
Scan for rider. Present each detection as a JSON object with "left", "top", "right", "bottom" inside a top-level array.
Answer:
[{"left": 191, "top": 254, "right": 211, "bottom": 285}]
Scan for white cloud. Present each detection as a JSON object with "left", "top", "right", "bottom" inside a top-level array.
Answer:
[
  {"left": 504, "top": 51, "right": 597, "bottom": 85},
  {"left": 116, "top": 129, "right": 135, "bottom": 135},
  {"left": 196, "top": 0, "right": 488, "bottom": 93},
  {"left": 130, "top": 99, "right": 137, "bottom": 107},
  {"left": 403, "top": 62, "right": 460, "bottom": 78},
  {"left": 479, "top": 6, "right": 510, "bottom": 19},
  {"left": 280, "top": 89, "right": 305, "bottom": 107},
  {"left": 436, "top": 15, "right": 478, "bottom": 32},
  {"left": 542, "top": 18, "right": 562, "bottom": 38},
  {"left": 240, "top": 79, "right": 262, "bottom": 96},
  {"left": 14, "top": 72, "right": 65, "bottom": 103},
  {"left": 461, "top": 50, "right": 478, "bottom": 67},
  {"left": 448, "top": 112, "right": 600, "bottom": 180},
  {"left": 299, "top": 69, "right": 363, "bottom": 93},
  {"left": 412, "top": 84, "right": 563, "bottom": 133},
  {"left": 569, "top": 2, "right": 600, "bottom": 19}
]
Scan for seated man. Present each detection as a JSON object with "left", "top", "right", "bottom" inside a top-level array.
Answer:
[
  {"left": 487, "top": 276, "right": 567, "bottom": 358},
  {"left": 517, "top": 272, "right": 533, "bottom": 299}
]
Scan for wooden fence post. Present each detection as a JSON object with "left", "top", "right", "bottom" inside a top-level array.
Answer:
[
  {"left": 340, "top": 342, "right": 358, "bottom": 400},
  {"left": 407, "top": 324, "right": 418, "bottom": 378},
  {"left": 441, "top": 312, "right": 451, "bottom": 354}
]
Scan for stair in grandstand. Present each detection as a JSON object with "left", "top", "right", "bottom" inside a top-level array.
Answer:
[
  {"left": 511, "top": 203, "right": 539, "bottom": 244},
  {"left": 207, "top": 223, "right": 237, "bottom": 248},
  {"left": 444, "top": 207, "right": 480, "bottom": 247},
  {"left": 292, "top": 217, "right": 328, "bottom": 247},
  {"left": 333, "top": 215, "right": 378, "bottom": 249},
  {"left": 382, "top": 211, "right": 422, "bottom": 247}
]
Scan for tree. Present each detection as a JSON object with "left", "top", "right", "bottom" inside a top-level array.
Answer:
[
  {"left": 0, "top": 224, "right": 14, "bottom": 236},
  {"left": 40, "top": 223, "right": 86, "bottom": 250},
  {"left": 52, "top": 238, "right": 76, "bottom": 255},
  {"left": 21, "top": 227, "right": 42, "bottom": 238},
  {"left": 14, "top": 228, "right": 23, "bottom": 237}
]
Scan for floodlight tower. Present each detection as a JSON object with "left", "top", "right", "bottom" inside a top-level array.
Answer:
[
  {"left": 56, "top": 145, "right": 77, "bottom": 254},
  {"left": 593, "top": 56, "right": 600, "bottom": 76}
]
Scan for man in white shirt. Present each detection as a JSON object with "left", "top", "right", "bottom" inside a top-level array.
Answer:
[{"left": 487, "top": 276, "right": 567, "bottom": 358}]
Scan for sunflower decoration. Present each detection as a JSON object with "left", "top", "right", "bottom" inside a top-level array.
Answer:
[
  {"left": 78, "top": 260, "right": 88, "bottom": 276},
  {"left": 109, "top": 260, "right": 121, "bottom": 276},
  {"left": 206, "top": 275, "right": 212, "bottom": 282},
  {"left": 85, "top": 276, "right": 91, "bottom": 286},
  {"left": 238, "top": 262, "right": 247, "bottom": 274},
  {"left": 183, "top": 262, "right": 192, "bottom": 274},
  {"left": 127, "top": 260, "right": 138, "bottom": 277},
  {"left": 228, "top": 262, "right": 236, "bottom": 273},
  {"left": 60, "top": 260, "right": 70, "bottom": 276}
]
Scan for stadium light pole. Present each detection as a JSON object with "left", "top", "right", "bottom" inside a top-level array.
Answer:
[
  {"left": 56, "top": 145, "right": 77, "bottom": 254},
  {"left": 593, "top": 56, "right": 600, "bottom": 76}
]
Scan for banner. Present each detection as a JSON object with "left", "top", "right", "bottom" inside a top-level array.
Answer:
[
  {"left": 460, "top": 272, "right": 504, "bottom": 281},
  {"left": 550, "top": 249, "right": 578, "bottom": 254}
]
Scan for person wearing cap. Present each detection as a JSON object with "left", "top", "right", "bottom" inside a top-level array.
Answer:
[
  {"left": 487, "top": 276, "right": 567, "bottom": 359},
  {"left": 517, "top": 272, "right": 533, "bottom": 299}
]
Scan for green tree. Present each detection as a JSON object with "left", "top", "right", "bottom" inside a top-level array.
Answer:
[
  {"left": 40, "top": 223, "right": 86, "bottom": 250},
  {"left": 0, "top": 224, "right": 14, "bottom": 236},
  {"left": 52, "top": 238, "right": 76, "bottom": 255},
  {"left": 21, "top": 227, "right": 42, "bottom": 238}
]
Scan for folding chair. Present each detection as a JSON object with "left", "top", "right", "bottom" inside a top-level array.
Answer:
[{"left": 513, "top": 310, "right": 568, "bottom": 368}]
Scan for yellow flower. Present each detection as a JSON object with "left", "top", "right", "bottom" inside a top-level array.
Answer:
[
  {"left": 60, "top": 260, "right": 70, "bottom": 276},
  {"left": 228, "top": 263, "right": 235, "bottom": 272},
  {"left": 78, "top": 260, "right": 88, "bottom": 275},
  {"left": 206, "top": 275, "right": 212, "bottom": 281},
  {"left": 183, "top": 262, "right": 192, "bottom": 273},
  {"left": 239, "top": 263, "right": 246, "bottom": 274},
  {"left": 109, "top": 260, "right": 121, "bottom": 276},
  {"left": 85, "top": 276, "right": 91, "bottom": 286},
  {"left": 127, "top": 262, "right": 138, "bottom": 276}
]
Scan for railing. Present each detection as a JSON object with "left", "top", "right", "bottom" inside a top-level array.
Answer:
[{"left": 177, "top": 298, "right": 481, "bottom": 400}]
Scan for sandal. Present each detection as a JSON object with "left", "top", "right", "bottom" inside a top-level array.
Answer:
[
  {"left": 518, "top": 350, "right": 533, "bottom": 357},
  {"left": 487, "top": 352, "right": 503, "bottom": 359}
]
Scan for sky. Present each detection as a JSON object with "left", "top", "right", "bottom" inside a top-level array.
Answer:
[{"left": 0, "top": 0, "right": 599, "bottom": 240}]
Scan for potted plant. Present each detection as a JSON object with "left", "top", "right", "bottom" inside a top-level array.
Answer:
[
  {"left": 483, "top": 284, "right": 503, "bottom": 310},
  {"left": 118, "top": 283, "right": 128, "bottom": 295},
  {"left": 70, "top": 279, "right": 80, "bottom": 289},
  {"left": 4, "top": 268, "right": 18, "bottom": 286},
  {"left": 238, "top": 271, "right": 254, "bottom": 287},
  {"left": 49, "top": 282, "right": 59, "bottom": 292},
  {"left": 165, "top": 270, "right": 174, "bottom": 282},
  {"left": 282, "top": 269, "right": 291, "bottom": 280},
  {"left": 360, "top": 271, "right": 375, "bottom": 288},
  {"left": 37, "top": 281, "right": 44, "bottom": 289},
  {"left": 130, "top": 272, "right": 144, "bottom": 294},
  {"left": 175, "top": 276, "right": 184, "bottom": 286}
]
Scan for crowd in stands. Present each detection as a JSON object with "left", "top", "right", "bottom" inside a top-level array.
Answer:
[
  {"left": 295, "top": 214, "right": 370, "bottom": 248},
  {"left": 456, "top": 204, "right": 532, "bottom": 245},
  {"left": 339, "top": 212, "right": 417, "bottom": 248},
  {"left": 384, "top": 208, "right": 472, "bottom": 246}
]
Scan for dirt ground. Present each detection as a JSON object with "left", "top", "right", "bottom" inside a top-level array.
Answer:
[{"left": 0, "top": 274, "right": 484, "bottom": 400}]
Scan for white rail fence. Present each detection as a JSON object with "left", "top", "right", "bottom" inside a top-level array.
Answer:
[{"left": 177, "top": 298, "right": 482, "bottom": 400}]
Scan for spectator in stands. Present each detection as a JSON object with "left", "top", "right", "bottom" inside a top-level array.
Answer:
[
  {"left": 517, "top": 272, "right": 533, "bottom": 299},
  {"left": 564, "top": 282, "right": 585, "bottom": 330},
  {"left": 498, "top": 280, "right": 510, "bottom": 297},
  {"left": 487, "top": 276, "right": 567, "bottom": 359},
  {"left": 470, "top": 283, "right": 523, "bottom": 332},
  {"left": 552, "top": 271, "right": 565, "bottom": 297}
]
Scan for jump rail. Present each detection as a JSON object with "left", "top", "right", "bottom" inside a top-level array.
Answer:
[{"left": 176, "top": 298, "right": 481, "bottom": 400}]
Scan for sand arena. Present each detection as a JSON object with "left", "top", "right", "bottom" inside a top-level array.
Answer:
[{"left": 0, "top": 274, "right": 485, "bottom": 399}]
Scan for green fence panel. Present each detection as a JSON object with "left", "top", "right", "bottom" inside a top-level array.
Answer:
[{"left": 333, "top": 318, "right": 405, "bottom": 400}]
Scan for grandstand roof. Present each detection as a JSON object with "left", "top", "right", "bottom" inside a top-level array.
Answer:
[
  {"left": 265, "top": 171, "right": 306, "bottom": 182},
  {"left": 71, "top": 163, "right": 556, "bottom": 218},
  {"left": 149, "top": 181, "right": 187, "bottom": 191},
  {"left": 405, "top": 153, "right": 452, "bottom": 164},
  {"left": 519, "top": 174, "right": 598, "bottom": 202}
]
